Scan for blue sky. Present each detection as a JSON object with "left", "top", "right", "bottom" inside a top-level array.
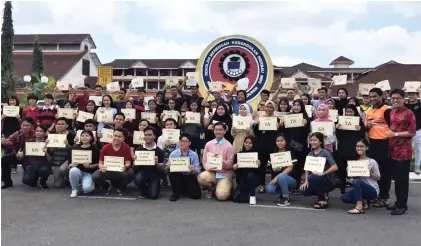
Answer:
[{"left": 9, "top": 1, "right": 421, "bottom": 67}]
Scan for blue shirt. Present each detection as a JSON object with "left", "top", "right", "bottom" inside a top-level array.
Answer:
[
  {"left": 169, "top": 148, "right": 200, "bottom": 175},
  {"left": 231, "top": 97, "right": 253, "bottom": 115}
]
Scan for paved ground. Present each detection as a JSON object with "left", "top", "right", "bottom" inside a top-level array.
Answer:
[{"left": 2, "top": 171, "right": 421, "bottom": 246}]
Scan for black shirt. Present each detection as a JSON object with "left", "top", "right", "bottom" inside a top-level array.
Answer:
[
  {"left": 405, "top": 102, "right": 421, "bottom": 130},
  {"left": 133, "top": 145, "right": 165, "bottom": 172},
  {"left": 71, "top": 144, "right": 101, "bottom": 173}
]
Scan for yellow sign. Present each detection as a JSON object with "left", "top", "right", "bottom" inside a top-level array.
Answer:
[{"left": 97, "top": 66, "right": 113, "bottom": 86}]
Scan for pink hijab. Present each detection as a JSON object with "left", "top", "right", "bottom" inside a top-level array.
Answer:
[{"left": 314, "top": 104, "right": 331, "bottom": 122}]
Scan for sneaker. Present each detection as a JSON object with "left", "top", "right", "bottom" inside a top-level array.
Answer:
[
  {"left": 249, "top": 196, "right": 257, "bottom": 205},
  {"left": 205, "top": 188, "right": 213, "bottom": 199},
  {"left": 415, "top": 168, "right": 421, "bottom": 175},
  {"left": 40, "top": 182, "right": 49, "bottom": 190},
  {"left": 11, "top": 168, "right": 17, "bottom": 174},
  {"left": 117, "top": 189, "right": 127, "bottom": 196},
  {"left": 138, "top": 189, "right": 146, "bottom": 199},
  {"left": 70, "top": 190, "right": 78, "bottom": 198},
  {"left": 277, "top": 197, "right": 290, "bottom": 206},
  {"left": 170, "top": 193, "right": 180, "bottom": 202}
]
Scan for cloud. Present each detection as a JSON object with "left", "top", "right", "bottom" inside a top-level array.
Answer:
[{"left": 391, "top": 2, "right": 421, "bottom": 17}]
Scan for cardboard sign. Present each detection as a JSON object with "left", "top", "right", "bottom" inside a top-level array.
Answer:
[
  {"left": 165, "top": 76, "right": 179, "bottom": 87},
  {"left": 131, "top": 131, "right": 145, "bottom": 145},
  {"left": 131, "top": 77, "right": 145, "bottom": 88},
  {"left": 274, "top": 111, "right": 288, "bottom": 122},
  {"left": 284, "top": 113, "right": 304, "bottom": 128},
  {"left": 103, "top": 156, "right": 124, "bottom": 172},
  {"left": 375, "top": 80, "right": 391, "bottom": 91},
  {"left": 237, "top": 152, "right": 258, "bottom": 168},
  {"left": 169, "top": 157, "right": 190, "bottom": 172},
  {"left": 96, "top": 110, "right": 113, "bottom": 123},
  {"left": 232, "top": 115, "right": 251, "bottom": 130},
  {"left": 163, "top": 129, "right": 180, "bottom": 144},
  {"left": 58, "top": 108, "right": 74, "bottom": 119},
  {"left": 403, "top": 81, "right": 421, "bottom": 93},
  {"left": 56, "top": 81, "right": 69, "bottom": 91},
  {"left": 121, "top": 108, "right": 136, "bottom": 119},
  {"left": 47, "top": 134, "right": 66, "bottom": 148},
  {"left": 347, "top": 160, "right": 370, "bottom": 177},
  {"left": 328, "top": 109, "right": 338, "bottom": 122},
  {"left": 304, "top": 156, "right": 326, "bottom": 174},
  {"left": 99, "top": 128, "right": 114, "bottom": 143},
  {"left": 305, "top": 105, "right": 313, "bottom": 118},
  {"left": 97, "top": 66, "right": 113, "bottom": 87},
  {"left": 2, "top": 106, "right": 20, "bottom": 117},
  {"left": 270, "top": 151, "right": 293, "bottom": 169},
  {"left": 141, "top": 112, "right": 156, "bottom": 124},
  {"left": 207, "top": 152, "right": 222, "bottom": 170},
  {"left": 162, "top": 110, "right": 179, "bottom": 122},
  {"left": 209, "top": 82, "right": 223, "bottom": 92},
  {"left": 311, "top": 121, "right": 334, "bottom": 136},
  {"left": 25, "top": 142, "right": 45, "bottom": 156},
  {"left": 237, "top": 77, "right": 249, "bottom": 90},
  {"left": 332, "top": 75, "right": 347, "bottom": 85},
  {"left": 359, "top": 84, "right": 375, "bottom": 96},
  {"left": 280, "top": 78, "right": 296, "bottom": 89},
  {"left": 89, "top": 96, "right": 102, "bottom": 106},
  {"left": 76, "top": 111, "right": 94, "bottom": 123},
  {"left": 186, "top": 72, "right": 198, "bottom": 87},
  {"left": 71, "top": 150, "right": 92, "bottom": 163},
  {"left": 185, "top": 112, "right": 201, "bottom": 124},
  {"left": 338, "top": 116, "right": 360, "bottom": 131},
  {"left": 106, "top": 82, "right": 120, "bottom": 92},
  {"left": 258, "top": 117, "right": 278, "bottom": 131},
  {"left": 134, "top": 151, "right": 155, "bottom": 166},
  {"left": 308, "top": 78, "right": 321, "bottom": 90}
]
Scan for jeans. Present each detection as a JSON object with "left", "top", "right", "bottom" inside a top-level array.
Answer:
[
  {"left": 341, "top": 179, "right": 378, "bottom": 204},
  {"left": 368, "top": 138, "right": 390, "bottom": 199},
  {"left": 302, "top": 174, "right": 334, "bottom": 201},
  {"left": 69, "top": 168, "right": 95, "bottom": 194},
  {"left": 266, "top": 173, "right": 297, "bottom": 198},
  {"left": 22, "top": 165, "right": 50, "bottom": 187},
  {"left": 414, "top": 129, "right": 421, "bottom": 169},
  {"left": 92, "top": 168, "right": 134, "bottom": 190},
  {"left": 391, "top": 159, "right": 410, "bottom": 209},
  {"left": 169, "top": 173, "right": 201, "bottom": 199},
  {"left": 133, "top": 169, "right": 161, "bottom": 199}
]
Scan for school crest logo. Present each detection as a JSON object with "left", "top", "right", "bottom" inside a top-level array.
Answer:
[{"left": 196, "top": 35, "right": 273, "bottom": 103}]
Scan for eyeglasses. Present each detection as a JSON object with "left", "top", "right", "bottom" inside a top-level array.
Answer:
[{"left": 391, "top": 97, "right": 402, "bottom": 101}]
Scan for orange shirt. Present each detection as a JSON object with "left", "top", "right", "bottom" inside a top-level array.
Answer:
[{"left": 365, "top": 104, "right": 390, "bottom": 140}]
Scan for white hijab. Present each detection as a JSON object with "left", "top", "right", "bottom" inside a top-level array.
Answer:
[{"left": 240, "top": 103, "right": 254, "bottom": 127}]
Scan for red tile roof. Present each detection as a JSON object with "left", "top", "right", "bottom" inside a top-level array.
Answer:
[
  {"left": 329, "top": 56, "right": 355, "bottom": 65},
  {"left": 14, "top": 34, "right": 96, "bottom": 48},
  {"left": 103, "top": 59, "right": 198, "bottom": 69}
]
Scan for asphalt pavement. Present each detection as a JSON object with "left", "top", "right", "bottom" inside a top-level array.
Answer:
[{"left": 2, "top": 171, "right": 421, "bottom": 246}]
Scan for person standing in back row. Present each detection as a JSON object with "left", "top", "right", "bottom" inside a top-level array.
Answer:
[{"left": 404, "top": 86, "right": 421, "bottom": 174}]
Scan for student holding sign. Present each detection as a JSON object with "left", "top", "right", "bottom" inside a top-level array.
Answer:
[
  {"left": 133, "top": 127, "right": 165, "bottom": 199},
  {"left": 231, "top": 104, "right": 254, "bottom": 154},
  {"left": 161, "top": 99, "right": 182, "bottom": 123},
  {"left": 182, "top": 101, "right": 202, "bottom": 154},
  {"left": 167, "top": 134, "right": 202, "bottom": 202},
  {"left": 198, "top": 122, "right": 234, "bottom": 201},
  {"left": 341, "top": 139, "right": 380, "bottom": 214},
  {"left": 335, "top": 105, "right": 366, "bottom": 194},
  {"left": 57, "top": 100, "right": 75, "bottom": 130},
  {"left": 157, "top": 118, "right": 180, "bottom": 187},
  {"left": 312, "top": 104, "right": 337, "bottom": 153},
  {"left": 1, "top": 95, "right": 22, "bottom": 146},
  {"left": 68, "top": 130, "right": 100, "bottom": 197},
  {"left": 93, "top": 129, "right": 134, "bottom": 196},
  {"left": 37, "top": 94, "right": 57, "bottom": 133},
  {"left": 327, "top": 87, "right": 349, "bottom": 116},
  {"left": 160, "top": 85, "right": 185, "bottom": 112},
  {"left": 404, "top": 86, "right": 421, "bottom": 174},
  {"left": 95, "top": 95, "right": 117, "bottom": 131},
  {"left": 300, "top": 132, "right": 338, "bottom": 209},
  {"left": 75, "top": 100, "right": 97, "bottom": 131},
  {"left": 204, "top": 103, "right": 233, "bottom": 144}
]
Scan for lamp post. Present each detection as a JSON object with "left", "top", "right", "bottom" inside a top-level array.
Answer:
[{"left": 23, "top": 74, "right": 49, "bottom": 94}]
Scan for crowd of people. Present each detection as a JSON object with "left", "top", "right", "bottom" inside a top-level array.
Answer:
[{"left": 1, "top": 79, "right": 420, "bottom": 216}]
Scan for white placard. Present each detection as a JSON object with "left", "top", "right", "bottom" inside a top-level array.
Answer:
[
  {"left": 57, "top": 108, "right": 74, "bottom": 119},
  {"left": 270, "top": 151, "right": 293, "bottom": 169},
  {"left": 131, "top": 77, "right": 145, "bottom": 88},
  {"left": 403, "top": 81, "right": 421, "bottom": 93},
  {"left": 258, "top": 117, "right": 278, "bottom": 131},
  {"left": 304, "top": 156, "right": 326, "bottom": 174},
  {"left": 280, "top": 78, "right": 296, "bottom": 89},
  {"left": 162, "top": 110, "right": 179, "bottom": 122},
  {"left": 134, "top": 151, "right": 155, "bottom": 166},
  {"left": 328, "top": 109, "right": 338, "bottom": 122},
  {"left": 308, "top": 78, "right": 321, "bottom": 90},
  {"left": 347, "top": 160, "right": 370, "bottom": 177},
  {"left": 209, "top": 82, "right": 223, "bottom": 92},
  {"left": 96, "top": 110, "right": 113, "bottom": 123},
  {"left": 25, "top": 142, "right": 45, "bottom": 156},
  {"left": 106, "top": 82, "right": 120, "bottom": 92},
  {"left": 305, "top": 105, "right": 313, "bottom": 118},
  {"left": 141, "top": 112, "right": 156, "bottom": 124},
  {"left": 232, "top": 115, "right": 251, "bottom": 130},
  {"left": 332, "top": 75, "right": 347, "bottom": 85},
  {"left": 169, "top": 157, "right": 190, "bottom": 172},
  {"left": 132, "top": 131, "right": 145, "bottom": 145},
  {"left": 165, "top": 76, "right": 179, "bottom": 87},
  {"left": 375, "top": 80, "right": 391, "bottom": 91},
  {"left": 99, "top": 128, "right": 114, "bottom": 143},
  {"left": 71, "top": 150, "right": 92, "bottom": 163},
  {"left": 338, "top": 116, "right": 360, "bottom": 131},
  {"left": 186, "top": 72, "right": 198, "bottom": 87},
  {"left": 284, "top": 113, "right": 304, "bottom": 128},
  {"left": 76, "top": 111, "right": 94, "bottom": 123},
  {"left": 237, "top": 152, "right": 258, "bottom": 168},
  {"left": 163, "top": 129, "right": 180, "bottom": 144},
  {"left": 2, "top": 106, "right": 20, "bottom": 117},
  {"left": 185, "top": 112, "right": 201, "bottom": 124},
  {"left": 47, "top": 134, "right": 67, "bottom": 148},
  {"left": 207, "top": 152, "right": 222, "bottom": 170},
  {"left": 311, "top": 121, "right": 334, "bottom": 136},
  {"left": 89, "top": 96, "right": 103, "bottom": 106},
  {"left": 359, "top": 84, "right": 376, "bottom": 96},
  {"left": 104, "top": 156, "right": 124, "bottom": 172},
  {"left": 237, "top": 78, "right": 249, "bottom": 90},
  {"left": 56, "top": 81, "right": 69, "bottom": 91},
  {"left": 121, "top": 108, "right": 136, "bottom": 119}
]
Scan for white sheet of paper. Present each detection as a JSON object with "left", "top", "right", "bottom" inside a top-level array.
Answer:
[
  {"left": 304, "top": 156, "right": 326, "bottom": 174},
  {"left": 237, "top": 152, "right": 258, "bottom": 168},
  {"left": 2, "top": 106, "right": 20, "bottom": 117},
  {"left": 332, "top": 75, "right": 347, "bottom": 85},
  {"left": 134, "top": 151, "right": 155, "bottom": 166},
  {"left": 359, "top": 84, "right": 376, "bottom": 96},
  {"left": 58, "top": 108, "right": 74, "bottom": 119},
  {"left": 132, "top": 131, "right": 145, "bottom": 145},
  {"left": 232, "top": 115, "right": 251, "bottom": 130},
  {"left": 258, "top": 117, "right": 278, "bottom": 131},
  {"left": 121, "top": 108, "right": 136, "bottom": 119},
  {"left": 186, "top": 72, "right": 198, "bottom": 87},
  {"left": 338, "top": 116, "right": 360, "bottom": 131},
  {"left": 403, "top": 81, "right": 421, "bottom": 93},
  {"left": 165, "top": 76, "right": 179, "bottom": 87},
  {"left": 106, "top": 82, "right": 120, "bottom": 92},
  {"left": 185, "top": 112, "right": 201, "bottom": 124},
  {"left": 47, "top": 134, "right": 67, "bottom": 148},
  {"left": 328, "top": 109, "right": 338, "bottom": 122},
  {"left": 283, "top": 113, "right": 304, "bottom": 128},
  {"left": 99, "top": 128, "right": 114, "bottom": 143},
  {"left": 209, "top": 82, "right": 223, "bottom": 92},
  {"left": 25, "top": 142, "right": 45, "bottom": 156},
  {"left": 72, "top": 150, "right": 92, "bottom": 163},
  {"left": 89, "top": 96, "right": 103, "bottom": 106},
  {"left": 347, "top": 160, "right": 370, "bottom": 177},
  {"left": 237, "top": 78, "right": 249, "bottom": 90},
  {"left": 305, "top": 105, "right": 313, "bottom": 118},
  {"left": 131, "top": 77, "right": 145, "bottom": 88},
  {"left": 270, "top": 151, "right": 293, "bottom": 169},
  {"left": 207, "top": 153, "right": 222, "bottom": 170},
  {"left": 280, "top": 78, "right": 295, "bottom": 89},
  {"left": 104, "top": 156, "right": 124, "bottom": 172},
  {"left": 76, "top": 111, "right": 94, "bottom": 123},
  {"left": 162, "top": 110, "right": 179, "bottom": 122},
  {"left": 96, "top": 110, "right": 113, "bottom": 123},
  {"left": 308, "top": 78, "right": 321, "bottom": 90},
  {"left": 375, "top": 80, "right": 391, "bottom": 91},
  {"left": 141, "top": 112, "right": 156, "bottom": 124},
  {"left": 163, "top": 129, "right": 180, "bottom": 144},
  {"left": 56, "top": 81, "right": 69, "bottom": 91},
  {"left": 311, "top": 121, "right": 334, "bottom": 136},
  {"left": 169, "top": 157, "right": 190, "bottom": 172}
]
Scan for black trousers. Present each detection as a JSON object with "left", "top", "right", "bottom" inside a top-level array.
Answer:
[
  {"left": 290, "top": 154, "right": 306, "bottom": 190},
  {"left": 368, "top": 139, "right": 390, "bottom": 199},
  {"left": 169, "top": 173, "right": 201, "bottom": 199},
  {"left": 92, "top": 168, "right": 134, "bottom": 189},
  {"left": 1, "top": 154, "right": 20, "bottom": 184},
  {"left": 22, "top": 165, "right": 50, "bottom": 186},
  {"left": 258, "top": 152, "right": 270, "bottom": 186},
  {"left": 391, "top": 159, "right": 410, "bottom": 209},
  {"left": 335, "top": 155, "right": 354, "bottom": 194}
]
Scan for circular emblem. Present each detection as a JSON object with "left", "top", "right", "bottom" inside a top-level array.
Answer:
[{"left": 196, "top": 35, "right": 273, "bottom": 103}]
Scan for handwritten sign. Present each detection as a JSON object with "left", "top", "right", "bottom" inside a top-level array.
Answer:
[
  {"left": 96, "top": 110, "right": 113, "bottom": 123},
  {"left": 71, "top": 150, "right": 92, "bottom": 163},
  {"left": 141, "top": 112, "right": 156, "bottom": 123},
  {"left": 338, "top": 116, "right": 360, "bottom": 131},
  {"left": 58, "top": 108, "right": 74, "bottom": 119},
  {"left": 237, "top": 152, "right": 258, "bottom": 168},
  {"left": 121, "top": 108, "right": 136, "bottom": 119},
  {"left": 304, "top": 156, "right": 326, "bottom": 174},
  {"left": 270, "top": 151, "right": 293, "bottom": 169},
  {"left": 76, "top": 111, "right": 94, "bottom": 123},
  {"left": 347, "top": 160, "right": 370, "bottom": 177},
  {"left": 305, "top": 105, "right": 313, "bottom": 118},
  {"left": 209, "top": 82, "right": 223, "bottom": 92},
  {"left": 376, "top": 80, "right": 391, "bottom": 91},
  {"left": 131, "top": 77, "right": 145, "bottom": 88},
  {"left": 99, "top": 128, "right": 114, "bottom": 143},
  {"left": 328, "top": 109, "right": 338, "bottom": 122},
  {"left": 308, "top": 78, "right": 321, "bottom": 90},
  {"left": 163, "top": 129, "right": 180, "bottom": 144},
  {"left": 311, "top": 121, "right": 334, "bottom": 136},
  {"left": 284, "top": 113, "right": 303, "bottom": 128},
  {"left": 274, "top": 111, "right": 288, "bottom": 122},
  {"left": 89, "top": 96, "right": 102, "bottom": 106},
  {"left": 47, "top": 134, "right": 66, "bottom": 148},
  {"left": 106, "top": 82, "right": 120, "bottom": 92},
  {"left": 134, "top": 151, "right": 155, "bottom": 166},
  {"left": 186, "top": 72, "right": 198, "bottom": 87},
  {"left": 332, "top": 75, "right": 347, "bottom": 85},
  {"left": 165, "top": 76, "right": 179, "bottom": 87},
  {"left": 25, "top": 142, "right": 45, "bottom": 156},
  {"left": 97, "top": 66, "right": 113, "bottom": 87},
  {"left": 169, "top": 157, "right": 190, "bottom": 172},
  {"left": 56, "top": 81, "right": 69, "bottom": 91},
  {"left": 232, "top": 115, "right": 251, "bottom": 130},
  {"left": 359, "top": 84, "right": 376, "bottom": 96},
  {"left": 403, "top": 81, "right": 421, "bottom": 93},
  {"left": 133, "top": 131, "right": 145, "bottom": 145},
  {"left": 185, "top": 112, "right": 201, "bottom": 124},
  {"left": 280, "top": 78, "right": 295, "bottom": 89},
  {"left": 256, "top": 111, "right": 266, "bottom": 117},
  {"left": 207, "top": 153, "right": 222, "bottom": 170},
  {"left": 162, "top": 110, "right": 179, "bottom": 122},
  {"left": 2, "top": 106, "right": 19, "bottom": 117},
  {"left": 258, "top": 117, "right": 277, "bottom": 131},
  {"left": 103, "top": 156, "right": 124, "bottom": 172}
]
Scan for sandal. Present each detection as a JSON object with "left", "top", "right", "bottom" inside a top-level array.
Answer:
[
  {"left": 313, "top": 201, "right": 328, "bottom": 209},
  {"left": 363, "top": 201, "right": 369, "bottom": 210},
  {"left": 373, "top": 199, "right": 388, "bottom": 208},
  {"left": 348, "top": 207, "right": 365, "bottom": 214},
  {"left": 259, "top": 186, "right": 266, "bottom": 193}
]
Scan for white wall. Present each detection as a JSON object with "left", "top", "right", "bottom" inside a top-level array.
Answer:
[
  {"left": 59, "top": 52, "right": 98, "bottom": 86},
  {"left": 333, "top": 64, "right": 350, "bottom": 68},
  {"left": 80, "top": 37, "right": 92, "bottom": 51}
]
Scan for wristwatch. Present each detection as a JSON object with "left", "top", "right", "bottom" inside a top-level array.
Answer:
[{"left": 394, "top": 132, "right": 398, "bottom": 137}]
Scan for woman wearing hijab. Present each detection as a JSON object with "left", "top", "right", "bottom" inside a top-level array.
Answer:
[
  {"left": 312, "top": 104, "right": 337, "bottom": 153},
  {"left": 254, "top": 100, "right": 282, "bottom": 193},
  {"left": 232, "top": 103, "right": 254, "bottom": 154},
  {"left": 204, "top": 103, "right": 233, "bottom": 143}
]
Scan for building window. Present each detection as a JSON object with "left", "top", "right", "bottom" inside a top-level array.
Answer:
[
  {"left": 13, "top": 44, "right": 33, "bottom": 51},
  {"left": 148, "top": 69, "right": 158, "bottom": 76},
  {"left": 82, "top": 59, "right": 90, "bottom": 76},
  {"left": 159, "top": 80, "right": 165, "bottom": 89},
  {"left": 113, "top": 69, "right": 124, "bottom": 76},
  {"left": 176, "top": 69, "right": 183, "bottom": 76},
  {"left": 160, "top": 69, "right": 170, "bottom": 77},
  {"left": 84, "top": 45, "right": 89, "bottom": 51},
  {"left": 125, "top": 68, "right": 134, "bottom": 76},
  {"left": 40, "top": 44, "right": 57, "bottom": 50},
  {"left": 147, "top": 80, "right": 159, "bottom": 90},
  {"left": 135, "top": 69, "right": 146, "bottom": 76},
  {"left": 59, "top": 44, "right": 80, "bottom": 51}
]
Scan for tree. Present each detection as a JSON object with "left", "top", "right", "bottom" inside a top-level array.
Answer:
[
  {"left": 31, "top": 36, "right": 44, "bottom": 85},
  {"left": 1, "top": 1, "right": 15, "bottom": 102}
]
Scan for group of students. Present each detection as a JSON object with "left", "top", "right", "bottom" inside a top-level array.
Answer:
[{"left": 1, "top": 80, "right": 420, "bottom": 216}]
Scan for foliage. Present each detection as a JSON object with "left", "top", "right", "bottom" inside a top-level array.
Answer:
[
  {"left": 31, "top": 36, "right": 44, "bottom": 85},
  {"left": 1, "top": 1, "right": 15, "bottom": 102},
  {"left": 24, "top": 76, "right": 56, "bottom": 100}
]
